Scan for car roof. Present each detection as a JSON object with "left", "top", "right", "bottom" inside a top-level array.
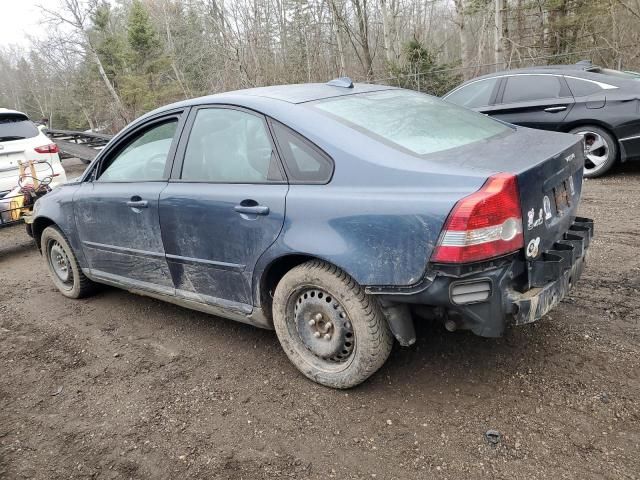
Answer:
[
  {"left": 189, "top": 81, "right": 394, "bottom": 105},
  {"left": 452, "top": 62, "right": 634, "bottom": 90},
  {"left": 135, "top": 80, "right": 398, "bottom": 129}
]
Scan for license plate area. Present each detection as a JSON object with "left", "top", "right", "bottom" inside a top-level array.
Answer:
[{"left": 553, "top": 179, "right": 572, "bottom": 214}]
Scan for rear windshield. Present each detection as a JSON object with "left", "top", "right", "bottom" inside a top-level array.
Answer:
[
  {"left": 0, "top": 115, "right": 39, "bottom": 142},
  {"left": 592, "top": 68, "right": 640, "bottom": 81},
  {"left": 312, "top": 90, "right": 512, "bottom": 156}
]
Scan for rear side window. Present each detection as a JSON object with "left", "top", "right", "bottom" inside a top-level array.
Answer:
[
  {"left": 270, "top": 122, "right": 333, "bottom": 184},
  {"left": 0, "top": 115, "right": 39, "bottom": 141},
  {"left": 181, "top": 108, "right": 282, "bottom": 183},
  {"left": 445, "top": 78, "right": 499, "bottom": 108},
  {"left": 501, "top": 75, "right": 564, "bottom": 103},
  {"left": 565, "top": 77, "right": 602, "bottom": 97}
]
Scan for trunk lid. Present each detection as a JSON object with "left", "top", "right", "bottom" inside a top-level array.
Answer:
[
  {"left": 516, "top": 138, "right": 584, "bottom": 260},
  {"left": 440, "top": 126, "right": 585, "bottom": 260}
]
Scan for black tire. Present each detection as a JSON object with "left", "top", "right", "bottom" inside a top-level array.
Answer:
[
  {"left": 569, "top": 125, "right": 618, "bottom": 178},
  {"left": 272, "top": 260, "right": 393, "bottom": 389},
  {"left": 41, "top": 226, "right": 96, "bottom": 299}
]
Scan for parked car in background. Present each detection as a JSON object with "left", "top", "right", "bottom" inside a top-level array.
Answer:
[
  {"left": 30, "top": 80, "right": 592, "bottom": 388},
  {"left": 443, "top": 62, "right": 640, "bottom": 177},
  {"left": 0, "top": 108, "right": 67, "bottom": 195}
]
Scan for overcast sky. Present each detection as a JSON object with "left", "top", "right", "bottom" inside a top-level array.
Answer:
[{"left": 0, "top": 1, "right": 57, "bottom": 48}]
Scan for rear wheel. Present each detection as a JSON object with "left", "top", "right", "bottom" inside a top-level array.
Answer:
[
  {"left": 569, "top": 125, "right": 617, "bottom": 178},
  {"left": 272, "top": 260, "right": 393, "bottom": 389},
  {"left": 42, "top": 226, "right": 96, "bottom": 299}
]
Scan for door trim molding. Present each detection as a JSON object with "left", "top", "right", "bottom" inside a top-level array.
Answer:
[
  {"left": 166, "top": 253, "right": 245, "bottom": 272},
  {"left": 83, "top": 240, "right": 166, "bottom": 259}
]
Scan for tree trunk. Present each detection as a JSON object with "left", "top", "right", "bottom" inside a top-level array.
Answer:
[
  {"left": 379, "top": 0, "right": 396, "bottom": 66},
  {"left": 352, "top": 0, "right": 374, "bottom": 79},
  {"left": 494, "top": 0, "right": 509, "bottom": 70},
  {"left": 454, "top": 0, "right": 473, "bottom": 80},
  {"left": 89, "top": 45, "right": 129, "bottom": 124},
  {"left": 329, "top": 0, "right": 347, "bottom": 76}
]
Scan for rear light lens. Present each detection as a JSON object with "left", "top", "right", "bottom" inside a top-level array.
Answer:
[
  {"left": 34, "top": 143, "right": 59, "bottom": 154},
  {"left": 431, "top": 173, "right": 524, "bottom": 263}
]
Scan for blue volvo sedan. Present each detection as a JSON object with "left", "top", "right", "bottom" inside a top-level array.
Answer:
[{"left": 30, "top": 79, "right": 593, "bottom": 388}]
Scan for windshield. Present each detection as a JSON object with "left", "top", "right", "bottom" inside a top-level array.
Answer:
[
  {"left": 0, "top": 115, "right": 39, "bottom": 142},
  {"left": 312, "top": 90, "right": 512, "bottom": 156}
]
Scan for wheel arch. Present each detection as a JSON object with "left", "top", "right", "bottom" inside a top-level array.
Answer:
[
  {"left": 560, "top": 119, "right": 617, "bottom": 137},
  {"left": 255, "top": 253, "right": 329, "bottom": 316},
  {"left": 32, "top": 216, "right": 57, "bottom": 251}
]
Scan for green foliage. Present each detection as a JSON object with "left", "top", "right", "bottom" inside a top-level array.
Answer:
[
  {"left": 127, "top": 0, "right": 161, "bottom": 67},
  {"left": 389, "top": 39, "right": 462, "bottom": 96}
]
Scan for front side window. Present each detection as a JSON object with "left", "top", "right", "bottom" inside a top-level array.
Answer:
[
  {"left": 181, "top": 108, "right": 281, "bottom": 183},
  {"left": 98, "top": 120, "right": 178, "bottom": 182},
  {"left": 312, "top": 90, "right": 511, "bottom": 156},
  {"left": 445, "top": 78, "right": 499, "bottom": 108},
  {"left": 501, "top": 75, "right": 564, "bottom": 103}
]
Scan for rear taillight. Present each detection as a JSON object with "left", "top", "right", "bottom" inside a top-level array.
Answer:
[
  {"left": 431, "top": 173, "right": 524, "bottom": 263},
  {"left": 34, "top": 143, "right": 59, "bottom": 154}
]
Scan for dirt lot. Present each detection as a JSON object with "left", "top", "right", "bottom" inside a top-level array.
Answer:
[{"left": 1, "top": 158, "right": 639, "bottom": 480}]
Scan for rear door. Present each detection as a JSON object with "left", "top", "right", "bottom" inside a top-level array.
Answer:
[
  {"left": 487, "top": 74, "right": 574, "bottom": 130},
  {"left": 74, "top": 112, "right": 185, "bottom": 293},
  {"left": 159, "top": 106, "right": 287, "bottom": 309}
]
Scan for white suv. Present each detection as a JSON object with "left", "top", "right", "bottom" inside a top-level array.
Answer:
[{"left": 0, "top": 108, "right": 67, "bottom": 195}]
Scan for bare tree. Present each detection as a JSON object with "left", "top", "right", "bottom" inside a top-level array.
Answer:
[{"left": 40, "top": 0, "right": 129, "bottom": 123}]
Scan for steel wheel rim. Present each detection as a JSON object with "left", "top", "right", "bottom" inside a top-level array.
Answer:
[
  {"left": 576, "top": 130, "right": 610, "bottom": 174},
  {"left": 287, "top": 286, "right": 356, "bottom": 371},
  {"left": 49, "top": 240, "right": 73, "bottom": 287}
]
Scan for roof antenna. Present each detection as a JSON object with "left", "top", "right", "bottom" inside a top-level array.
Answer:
[{"left": 327, "top": 77, "right": 354, "bottom": 88}]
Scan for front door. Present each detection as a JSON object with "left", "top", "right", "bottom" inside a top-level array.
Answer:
[
  {"left": 159, "top": 106, "right": 287, "bottom": 309},
  {"left": 74, "top": 115, "right": 183, "bottom": 293}
]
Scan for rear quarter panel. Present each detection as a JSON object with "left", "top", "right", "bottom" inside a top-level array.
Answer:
[
  {"left": 256, "top": 183, "right": 472, "bottom": 288},
  {"left": 245, "top": 98, "right": 490, "bottom": 292}
]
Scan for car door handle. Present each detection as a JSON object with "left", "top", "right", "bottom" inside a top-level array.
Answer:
[
  {"left": 544, "top": 106, "right": 567, "bottom": 113},
  {"left": 126, "top": 199, "right": 148, "bottom": 208},
  {"left": 234, "top": 205, "right": 269, "bottom": 215}
]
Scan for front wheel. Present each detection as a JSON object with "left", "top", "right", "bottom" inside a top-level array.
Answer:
[
  {"left": 42, "top": 226, "right": 96, "bottom": 299},
  {"left": 569, "top": 125, "right": 618, "bottom": 178},
  {"left": 272, "top": 260, "right": 393, "bottom": 389}
]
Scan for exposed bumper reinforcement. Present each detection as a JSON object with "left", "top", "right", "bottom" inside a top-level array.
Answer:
[{"left": 509, "top": 216, "right": 593, "bottom": 325}]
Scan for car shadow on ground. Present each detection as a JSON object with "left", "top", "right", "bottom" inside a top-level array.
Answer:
[
  {"left": 91, "top": 284, "right": 562, "bottom": 395},
  {"left": 607, "top": 158, "right": 640, "bottom": 176}
]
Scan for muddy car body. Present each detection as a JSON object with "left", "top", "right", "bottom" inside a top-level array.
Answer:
[{"left": 30, "top": 81, "right": 593, "bottom": 388}]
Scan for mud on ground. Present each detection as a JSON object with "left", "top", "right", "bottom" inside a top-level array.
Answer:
[{"left": 1, "top": 159, "right": 639, "bottom": 479}]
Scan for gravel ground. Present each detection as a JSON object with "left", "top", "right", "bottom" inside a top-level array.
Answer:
[{"left": 1, "top": 158, "right": 639, "bottom": 479}]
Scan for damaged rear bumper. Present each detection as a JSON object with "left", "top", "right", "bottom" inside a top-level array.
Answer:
[
  {"left": 371, "top": 217, "right": 594, "bottom": 338},
  {"left": 508, "top": 217, "right": 592, "bottom": 325}
]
